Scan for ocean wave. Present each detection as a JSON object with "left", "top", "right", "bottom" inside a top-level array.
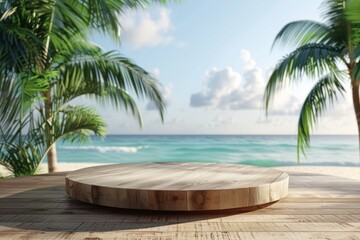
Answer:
[{"left": 60, "top": 146, "right": 147, "bottom": 153}]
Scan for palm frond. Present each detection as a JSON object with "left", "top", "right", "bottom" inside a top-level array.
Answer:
[
  {"left": 0, "top": 1, "right": 47, "bottom": 69},
  {"left": 19, "top": 72, "right": 51, "bottom": 115},
  {"left": 97, "top": 85, "right": 143, "bottom": 126},
  {"left": 0, "top": 22, "right": 44, "bottom": 69},
  {"left": 0, "top": 113, "right": 47, "bottom": 177},
  {"left": 345, "top": 0, "right": 360, "bottom": 22},
  {"left": 80, "top": 0, "right": 177, "bottom": 41},
  {"left": 0, "top": 72, "right": 22, "bottom": 131},
  {"left": 0, "top": 6, "right": 17, "bottom": 21},
  {"left": 53, "top": 105, "right": 107, "bottom": 144},
  {"left": 264, "top": 43, "right": 343, "bottom": 112},
  {"left": 343, "top": 0, "right": 360, "bottom": 48},
  {"left": 52, "top": 61, "right": 143, "bottom": 126},
  {"left": 322, "top": 0, "right": 347, "bottom": 25},
  {"left": 297, "top": 72, "right": 346, "bottom": 161},
  {"left": 321, "top": 0, "right": 352, "bottom": 46},
  {"left": 57, "top": 50, "right": 165, "bottom": 121},
  {"left": 0, "top": 69, "right": 50, "bottom": 133},
  {"left": 273, "top": 20, "right": 335, "bottom": 50}
]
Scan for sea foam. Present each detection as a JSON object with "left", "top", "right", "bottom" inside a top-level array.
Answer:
[{"left": 61, "top": 146, "right": 145, "bottom": 153}]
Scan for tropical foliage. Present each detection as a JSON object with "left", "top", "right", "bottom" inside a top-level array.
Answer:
[
  {"left": 264, "top": 0, "right": 360, "bottom": 160},
  {"left": 0, "top": 0, "right": 168, "bottom": 176}
]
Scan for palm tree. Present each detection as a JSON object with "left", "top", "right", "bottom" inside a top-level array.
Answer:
[
  {"left": 264, "top": 0, "right": 360, "bottom": 160},
  {"left": 0, "top": 0, "right": 168, "bottom": 174}
]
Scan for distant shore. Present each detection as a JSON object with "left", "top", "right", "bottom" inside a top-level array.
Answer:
[{"left": 1, "top": 163, "right": 359, "bottom": 180}]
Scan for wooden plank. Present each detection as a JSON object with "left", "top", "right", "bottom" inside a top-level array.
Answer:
[{"left": 0, "top": 167, "right": 359, "bottom": 240}]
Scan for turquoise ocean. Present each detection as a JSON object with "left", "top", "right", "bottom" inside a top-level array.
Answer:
[{"left": 57, "top": 135, "right": 359, "bottom": 167}]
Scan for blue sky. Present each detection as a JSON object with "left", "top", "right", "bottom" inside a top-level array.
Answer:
[{"left": 92, "top": 0, "right": 356, "bottom": 135}]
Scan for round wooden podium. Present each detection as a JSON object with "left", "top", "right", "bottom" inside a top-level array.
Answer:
[{"left": 65, "top": 162, "right": 289, "bottom": 211}]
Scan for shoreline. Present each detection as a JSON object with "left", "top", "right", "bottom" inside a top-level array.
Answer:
[{"left": 1, "top": 163, "right": 359, "bottom": 180}]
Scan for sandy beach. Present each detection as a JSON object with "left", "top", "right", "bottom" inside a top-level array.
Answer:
[
  {"left": 1, "top": 163, "right": 359, "bottom": 180},
  {"left": 12, "top": 163, "right": 360, "bottom": 180},
  {"left": 274, "top": 166, "right": 360, "bottom": 180}
]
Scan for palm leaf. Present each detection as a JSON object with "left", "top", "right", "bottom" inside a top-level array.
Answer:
[
  {"left": 0, "top": 72, "right": 22, "bottom": 130},
  {"left": 344, "top": 0, "right": 360, "bottom": 23},
  {"left": 52, "top": 62, "right": 143, "bottom": 126},
  {"left": 0, "top": 113, "right": 47, "bottom": 177},
  {"left": 98, "top": 85, "right": 143, "bottom": 126},
  {"left": 264, "top": 43, "right": 343, "bottom": 112},
  {"left": 0, "top": 69, "right": 51, "bottom": 133},
  {"left": 0, "top": 22, "right": 44, "bottom": 69},
  {"left": 321, "top": 0, "right": 354, "bottom": 46},
  {"left": 53, "top": 105, "right": 107, "bottom": 144},
  {"left": 297, "top": 72, "right": 346, "bottom": 161},
  {"left": 0, "top": 1, "right": 47, "bottom": 69},
  {"left": 273, "top": 20, "right": 335, "bottom": 50},
  {"left": 80, "top": 0, "right": 178, "bottom": 41},
  {"left": 57, "top": 50, "right": 165, "bottom": 121}
]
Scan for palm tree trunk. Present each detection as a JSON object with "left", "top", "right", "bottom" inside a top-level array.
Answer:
[
  {"left": 44, "top": 1, "right": 57, "bottom": 173},
  {"left": 45, "top": 91, "right": 57, "bottom": 173},
  {"left": 352, "top": 84, "right": 360, "bottom": 155},
  {"left": 47, "top": 143, "right": 58, "bottom": 172}
]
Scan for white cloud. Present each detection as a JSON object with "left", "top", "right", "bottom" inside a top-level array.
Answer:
[
  {"left": 120, "top": 8, "right": 174, "bottom": 49},
  {"left": 269, "top": 94, "right": 302, "bottom": 115},
  {"left": 240, "top": 50, "right": 256, "bottom": 70},
  {"left": 219, "top": 67, "right": 265, "bottom": 109},
  {"left": 190, "top": 49, "right": 302, "bottom": 113},
  {"left": 190, "top": 67, "right": 241, "bottom": 108},
  {"left": 152, "top": 68, "right": 161, "bottom": 78}
]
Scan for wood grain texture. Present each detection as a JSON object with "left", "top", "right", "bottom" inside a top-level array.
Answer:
[
  {"left": 65, "top": 163, "right": 289, "bottom": 211},
  {"left": 0, "top": 167, "right": 359, "bottom": 240}
]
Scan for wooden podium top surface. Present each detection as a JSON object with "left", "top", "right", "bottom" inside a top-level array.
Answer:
[
  {"left": 66, "top": 162, "right": 289, "bottom": 211},
  {"left": 66, "top": 162, "right": 287, "bottom": 191}
]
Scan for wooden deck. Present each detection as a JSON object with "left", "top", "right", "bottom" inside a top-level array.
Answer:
[
  {"left": 66, "top": 163, "right": 289, "bottom": 211},
  {"left": 0, "top": 169, "right": 359, "bottom": 240}
]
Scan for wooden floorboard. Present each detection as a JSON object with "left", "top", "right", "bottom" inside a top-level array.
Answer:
[{"left": 0, "top": 170, "right": 359, "bottom": 239}]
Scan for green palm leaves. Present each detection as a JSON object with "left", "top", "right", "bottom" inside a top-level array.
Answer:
[
  {"left": 0, "top": 115, "right": 47, "bottom": 177},
  {"left": 297, "top": 74, "right": 346, "bottom": 157},
  {"left": 264, "top": 0, "right": 360, "bottom": 161},
  {"left": 0, "top": 0, "right": 168, "bottom": 176}
]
